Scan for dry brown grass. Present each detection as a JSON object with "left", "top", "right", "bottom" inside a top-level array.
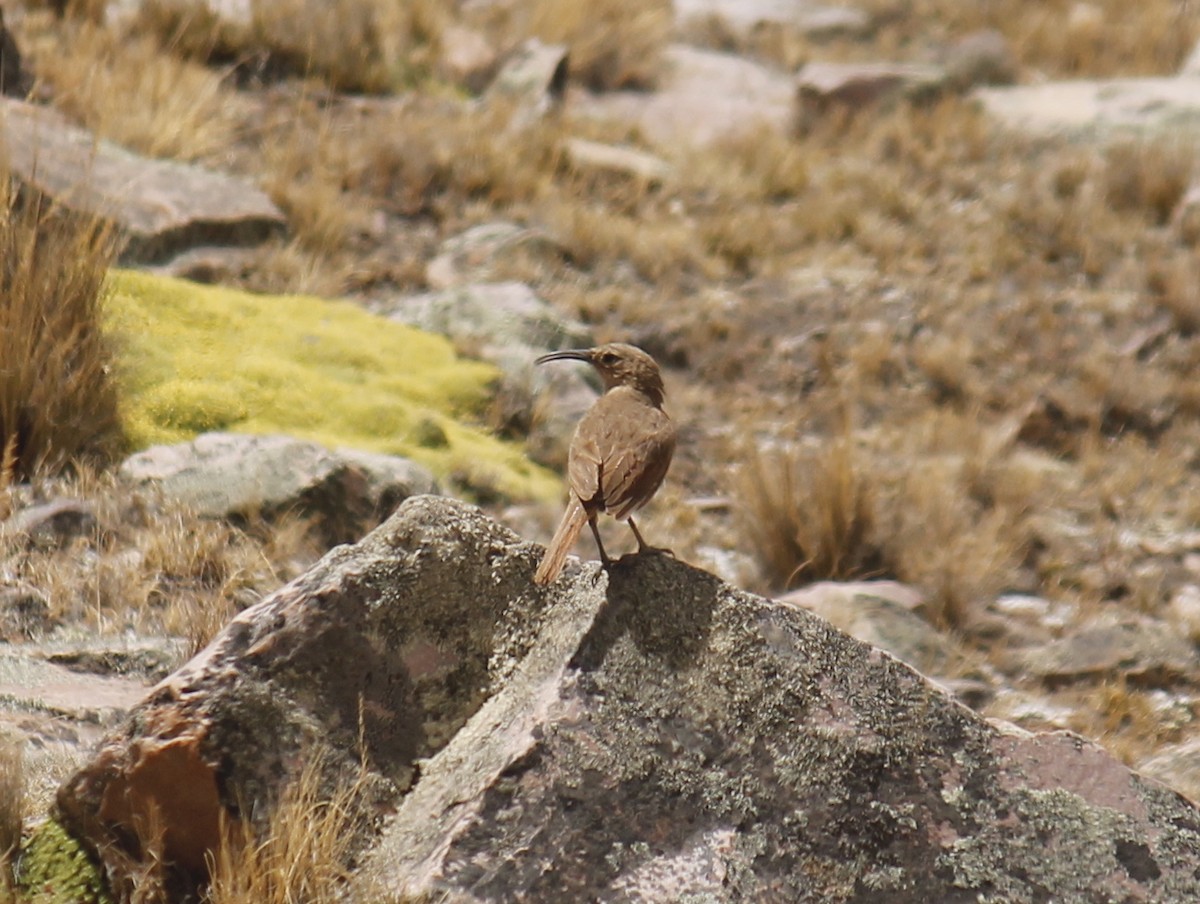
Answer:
[
  {"left": 738, "top": 432, "right": 883, "bottom": 590},
  {"left": 131, "top": 0, "right": 445, "bottom": 93},
  {"left": 528, "top": 0, "right": 672, "bottom": 90},
  {"left": 855, "top": 0, "right": 1197, "bottom": 77},
  {"left": 471, "top": 0, "right": 672, "bottom": 91},
  {"left": 0, "top": 178, "right": 121, "bottom": 480},
  {"left": 1, "top": 468, "right": 320, "bottom": 647},
  {"left": 0, "top": 737, "right": 22, "bottom": 897},
  {"left": 22, "top": 16, "right": 241, "bottom": 162},
  {"left": 204, "top": 752, "right": 364, "bottom": 904}
]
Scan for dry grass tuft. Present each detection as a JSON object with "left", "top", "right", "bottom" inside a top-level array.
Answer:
[
  {"left": 25, "top": 19, "right": 241, "bottom": 162},
  {"left": 883, "top": 462, "right": 1023, "bottom": 629},
  {"left": 2, "top": 468, "right": 320, "bottom": 645},
  {"left": 0, "top": 179, "right": 121, "bottom": 480},
  {"left": 859, "top": 0, "right": 1197, "bottom": 78},
  {"left": 204, "top": 752, "right": 365, "bottom": 904},
  {"left": 496, "top": 0, "right": 673, "bottom": 91},
  {"left": 134, "top": 0, "right": 445, "bottom": 93},
  {"left": 738, "top": 434, "right": 883, "bottom": 589},
  {"left": 0, "top": 737, "right": 22, "bottom": 897},
  {"left": 1103, "top": 139, "right": 1195, "bottom": 226},
  {"left": 250, "top": 0, "right": 445, "bottom": 93}
]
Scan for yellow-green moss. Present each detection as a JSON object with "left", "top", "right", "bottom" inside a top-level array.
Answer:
[
  {"left": 15, "top": 819, "right": 111, "bottom": 904},
  {"left": 104, "top": 270, "right": 558, "bottom": 502}
]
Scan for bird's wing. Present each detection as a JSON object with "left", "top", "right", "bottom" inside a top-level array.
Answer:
[
  {"left": 605, "top": 415, "right": 676, "bottom": 520},
  {"left": 568, "top": 427, "right": 604, "bottom": 507},
  {"left": 567, "top": 392, "right": 676, "bottom": 517}
]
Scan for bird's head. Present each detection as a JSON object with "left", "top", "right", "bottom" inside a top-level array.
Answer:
[{"left": 536, "top": 343, "right": 666, "bottom": 404}]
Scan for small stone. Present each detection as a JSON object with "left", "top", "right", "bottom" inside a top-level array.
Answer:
[
  {"left": 778, "top": 580, "right": 959, "bottom": 675},
  {"left": 438, "top": 24, "right": 498, "bottom": 93},
  {"left": 797, "top": 61, "right": 948, "bottom": 125},
  {"left": 119, "top": 433, "right": 437, "bottom": 545},
  {"left": 944, "top": 29, "right": 1017, "bottom": 89},
  {"left": 673, "top": 0, "right": 870, "bottom": 41},
  {"left": 375, "top": 282, "right": 594, "bottom": 466},
  {"left": 0, "top": 585, "right": 53, "bottom": 641},
  {"left": 424, "top": 222, "right": 565, "bottom": 290},
  {"left": 0, "top": 98, "right": 286, "bottom": 263},
  {"left": 1139, "top": 735, "right": 1200, "bottom": 802},
  {"left": 1172, "top": 182, "right": 1200, "bottom": 247},
  {"left": 1168, "top": 585, "right": 1200, "bottom": 642},
  {"left": 3, "top": 499, "right": 97, "bottom": 549},
  {"left": 1182, "top": 39, "right": 1200, "bottom": 77},
  {"left": 1019, "top": 618, "right": 1197, "bottom": 683},
  {"left": 974, "top": 78, "right": 1200, "bottom": 140},
  {"left": 486, "top": 38, "right": 568, "bottom": 115},
  {"left": 564, "top": 138, "right": 672, "bottom": 184},
  {"left": 574, "top": 44, "right": 795, "bottom": 147}
]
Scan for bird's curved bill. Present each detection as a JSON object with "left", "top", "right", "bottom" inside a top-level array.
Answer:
[{"left": 535, "top": 349, "right": 593, "bottom": 365}]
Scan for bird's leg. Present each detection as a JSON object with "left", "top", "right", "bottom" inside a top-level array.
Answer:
[
  {"left": 628, "top": 517, "right": 674, "bottom": 557},
  {"left": 588, "top": 515, "right": 612, "bottom": 566}
]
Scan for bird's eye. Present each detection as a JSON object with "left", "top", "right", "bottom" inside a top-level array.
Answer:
[{"left": 599, "top": 352, "right": 619, "bottom": 365}]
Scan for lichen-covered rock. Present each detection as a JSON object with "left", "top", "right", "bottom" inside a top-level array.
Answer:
[
  {"left": 119, "top": 432, "right": 437, "bottom": 544},
  {"left": 55, "top": 497, "right": 1200, "bottom": 902}
]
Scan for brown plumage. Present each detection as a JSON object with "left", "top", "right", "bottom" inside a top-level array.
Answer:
[{"left": 533, "top": 343, "right": 676, "bottom": 585}]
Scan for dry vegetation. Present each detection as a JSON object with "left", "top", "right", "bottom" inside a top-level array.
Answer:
[
  {"left": 204, "top": 753, "right": 364, "bottom": 904},
  {"left": 5, "top": 0, "right": 1200, "bottom": 897},
  {"left": 1, "top": 468, "right": 322, "bottom": 650},
  {"left": 0, "top": 179, "right": 120, "bottom": 481},
  {"left": 1, "top": 739, "right": 21, "bottom": 898}
]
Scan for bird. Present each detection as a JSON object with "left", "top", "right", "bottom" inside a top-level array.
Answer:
[{"left": 533, "top": 342, "right": 676, "bottom": 585}]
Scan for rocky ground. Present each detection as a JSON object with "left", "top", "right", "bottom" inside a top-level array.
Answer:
[{"left": 6, "top": 0, "right": 1200, "bottom": 899}]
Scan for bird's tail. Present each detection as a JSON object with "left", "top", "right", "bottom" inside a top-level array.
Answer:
[{"left": 534, "top": 497, "right": 588, "bottom": 585}]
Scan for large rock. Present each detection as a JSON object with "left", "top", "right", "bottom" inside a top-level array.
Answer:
[
  {"left": 54, "top": 497, "right": 1200, "bottom": 902},
  {"left": 118, "top": 432, "right": 438, "bottom": 544},
  {"left": 974, "top": 76, "right": 1200, "bottom": 139},
  {"left": 574, "top": 44, "right": 794, "bottom": 147},
  {"left": 0, "top": 98, "right": 285, "bottom": 262}
]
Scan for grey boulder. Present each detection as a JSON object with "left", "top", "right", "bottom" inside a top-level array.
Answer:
[{"left": 51, "top": 496, "right": 1200, "bottom": 903}]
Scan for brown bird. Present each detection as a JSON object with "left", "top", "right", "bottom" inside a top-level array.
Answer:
[{"left": 533, "top": 343, "right": 676, "bottom": 585}]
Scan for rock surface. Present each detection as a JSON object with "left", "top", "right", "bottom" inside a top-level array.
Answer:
[
  {"left": 575, "top": 44, "right": 794, "bottom": 146},
  {"left": 375, "top": 282, "right": 595, "bottom": 466},
  {"left": 118, "top": 432, "right": 438, "bottom": 543},
  {"left": 796, "top": 60, "right": 948, "bottom": 125},
  {"left": 777, "top": 580, "right": 960, "bottom": 675},
  {"left": 0, "top": 640, "right": 168, "bottom": 813},
  {"left": 2, "top": 498, "right": 98, "bottom": 550},
  {"left": 0, "top": 98, "right": 285, "bottom": 262},
  {"left": 1018, "top": 618, "right": 1197, "bottom": 684},
  {"left": 673, "top": 0, "right": 870, "bottom": 41},
  {"left": 975, "top": 76, "right": 1200, "bottom": 139},
  {"left": 53, "top": 497, "right": 1200, "bottom": 902},
  {"left": 423, "top": 221, "right": 566, "bottom": 289}
]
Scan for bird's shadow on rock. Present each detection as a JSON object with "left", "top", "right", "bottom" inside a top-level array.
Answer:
[{"left": 569, "top": 551, "right": 722, "bottom": 673}]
